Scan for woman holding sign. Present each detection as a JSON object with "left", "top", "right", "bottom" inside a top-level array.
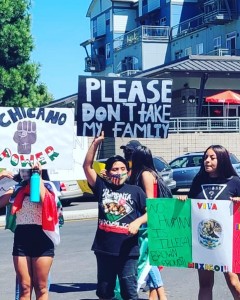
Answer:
[
  {"left": 0, "top": 166, "right": 60, "bottom": 300},
  {"left": 83, "top": 132, "right": 147, "bottom": 300},
  {"left": 130, "top": 145, "right": 168, "bottom": 300},
  {"left": 186, "top": 145, "right": 240, "bottom": 300}
]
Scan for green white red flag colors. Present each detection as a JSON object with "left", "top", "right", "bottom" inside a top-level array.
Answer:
[{"left": 147, "top": 198, "right": 240, "bottom": 273}]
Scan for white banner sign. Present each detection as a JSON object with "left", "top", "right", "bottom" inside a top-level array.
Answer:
[{"left": 0, "top": 107, "right": 74, "bottom": 169}]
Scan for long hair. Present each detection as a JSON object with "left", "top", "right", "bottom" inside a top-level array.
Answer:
[
  {"left": 129, "top": 145, "right": 157, "bottom": 185},
  {"left": 196, "top": 145, "right": 237, "bottom": 182}
]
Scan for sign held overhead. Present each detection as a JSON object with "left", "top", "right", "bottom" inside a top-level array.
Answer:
[{"left": 77, "top": 76, "right": 172, "bottom": 138}]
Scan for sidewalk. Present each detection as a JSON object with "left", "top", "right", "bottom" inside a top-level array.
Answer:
[{"left": 0, "top": 207, "right": 98, "bottom": 227}]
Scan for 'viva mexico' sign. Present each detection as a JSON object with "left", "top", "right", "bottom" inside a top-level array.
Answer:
[
  {"left": 147, "top": 198, "right": 240, "bottom": 273},
  {"left": 77, "top": 76, "right": 172, "bottom": 138}
]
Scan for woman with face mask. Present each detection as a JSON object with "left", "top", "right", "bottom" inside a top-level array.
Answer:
[
  {"left": 83, "top": 132, "right": 147, "bottom": 300},
  {"left": 0, "top": 165, "right": 60, "bottom": 300}
]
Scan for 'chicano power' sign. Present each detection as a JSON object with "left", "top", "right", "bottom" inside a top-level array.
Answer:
[
  {"left": 147, "top": 198, "right": 240, "bottom": 273},
  {"left": 0, "top": 107, "right": 74, "bottom": 169},
  {"left": 77, "top": 76, "right": 172, "bottom": 138}
]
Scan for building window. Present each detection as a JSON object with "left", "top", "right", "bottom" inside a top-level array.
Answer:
[
  {"left": 93, "top": 19, "right": 97, "bottom": 35},
  {"left": 185, "top": 47, "right": 192, "bottom": 56},
  {"left": 143, "top": 0, "right": 148, "bottom": 6},
  {"left": 175, "top": 50, "right": 182, "bottom": 60},
  {"left": 213, "top": 36, "right": 221, "bottom": 49},
  {"left": 142, "top": 0, "right": 148, "bottom": 14},
  {"left": 132, "top": 57, "right": 139, "bottom": 70},
  {"left": 226, "top": 31, "right": 236, "bottom": 55},
  {"left": 106, "top": 43, "right": 110, "bottom": 59},
  {"left": 105, "top": 11, "right": 110, "bottom": 26},
  {"left": 121, "top": 56, "right": 139, "bottom": 71},
  {"left": 160, "top": 17, "right": 167, "bottom": 26},
  {"left": 196, "top": 43, "right": 204, "bottom": 55}
]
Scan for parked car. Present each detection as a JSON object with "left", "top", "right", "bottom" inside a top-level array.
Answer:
[
  {"left": 56, "top": 180, "right": 83, "bottom": 206},
  {"left": 96, "top": 156, "right": 176, "bottom": 190},
  {"left": 169, "top": 151, "right": 240, "bottom": 192},
  {"left": 152, "top": 156, "right": 176, "bottom": 190}
]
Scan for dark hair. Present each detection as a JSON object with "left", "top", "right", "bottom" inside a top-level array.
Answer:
[
  {"left": 41, "top": 169, "right": 50, "bottom": 181},
  {"left": 14, "top": 168, "right": 50, "bottom": 182},
  {"left": 105, "top": 155, "right": 129, "bottom": 172},
  {"left": 129, "top": 145, "right": 158, "bottom": 184},
  {"left": 196, "top": 145, "right": 237, "bottom": 181}
]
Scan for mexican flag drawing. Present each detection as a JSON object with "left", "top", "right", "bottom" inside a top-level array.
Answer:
[{"left": 147, "top": 198, "right": 240, "bottom": 273}]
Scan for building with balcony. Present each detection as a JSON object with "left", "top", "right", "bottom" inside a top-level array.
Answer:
[{"left": 81, "top": 0, "right": 240, "bottom": 119}]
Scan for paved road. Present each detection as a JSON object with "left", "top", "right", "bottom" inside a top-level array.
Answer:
[
  {"left": 0, "top": 192, "right": 234, "bottom": 299},
  {"left": 0, "top": 218, "right": 233, "bottom": 300}
]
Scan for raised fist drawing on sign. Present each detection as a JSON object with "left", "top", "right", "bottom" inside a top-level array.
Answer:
[{"left": 13, "top": 121, "right": 37, "bottom": 154}]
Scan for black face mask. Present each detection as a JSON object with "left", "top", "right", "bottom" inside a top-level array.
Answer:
[{"left": 124, "top": 149, "right": 133, "bottom": 161}]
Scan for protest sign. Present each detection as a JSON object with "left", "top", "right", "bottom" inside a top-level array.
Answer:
[
  {"left": 0, "top": 177, "right": 18, "bottom": 196},
  {"left": 0, "top": 107, "right": 74, "bottom": 169},
  {"left": 48, "top": 126, "right": 88, "bottom": 180},
  {"left": 77, "top": 76, "right": 172, "bottom": 138},
  {"left": 147, "top": 198, "right": 240, "bottom": 273}
]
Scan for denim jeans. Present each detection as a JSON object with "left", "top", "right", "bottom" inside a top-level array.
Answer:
[
  {"left": 95, "top": 252, "right": 138, "bottom": 300},
  {"left": 146, "top": 266, "right": 163, "bottom": 288}
]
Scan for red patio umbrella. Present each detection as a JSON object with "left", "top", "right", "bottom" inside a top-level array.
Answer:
[{"left": 206, "top": 90, "right": 240, "bottom": 104}]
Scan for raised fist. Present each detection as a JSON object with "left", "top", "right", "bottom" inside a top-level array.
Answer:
[{"left": 13, "top": 121, "right": 37, "bottom": 154}]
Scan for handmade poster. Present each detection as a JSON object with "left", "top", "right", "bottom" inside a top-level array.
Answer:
[
  {"left": 0, "top": 107, "right": 74, "bottom": 169},
  {"left": 147, "top": 198, "right": 240, "bottom": 273},
  {"left": 77, "top": 76, "right": 172, "bottom": 138},
  {"left": 147, "top": 198, "right": 192, "bottom": 268},
  {"left": 0, "top": 177, "right": 18, "bottom": 196},
  {"left": 48, "top": 127, "right": 88, "bottom": 180},
  {"left": 191, "top": 199, "right": 232, "bottom": 272}
]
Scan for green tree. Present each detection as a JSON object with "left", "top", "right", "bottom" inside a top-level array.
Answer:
[{"left": 0, "top": 0, "right": 53, "bottom": 107}]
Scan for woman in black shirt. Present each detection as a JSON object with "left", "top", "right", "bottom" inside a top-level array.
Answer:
[{"left": 187, "top": 145, "right": 240, "bottom": 300}]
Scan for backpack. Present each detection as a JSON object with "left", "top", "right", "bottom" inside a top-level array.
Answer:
[
  {"left": 137, "top": 168, "right": 172, "bottom": 198},
  {"left": 154, "top": 174, "right": 173, "bottom": 198}
]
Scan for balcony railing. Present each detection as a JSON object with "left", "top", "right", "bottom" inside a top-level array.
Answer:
[
  {"left": 207, "top": 48, "right": 240, "bottom": 56},
  {"left": 169, "top": 117, "right": 240, "bottom": 133},
  {"left": 171, "top": 14, "right": 207, "bottom": 39},
  {"left": 114, "top": 25, "right": 170, "bottom": 52},
  {"left": 204, "top": 0, "right": 237, "bottom": 24},
  {"left": 84, "top": 55, "right": 105, "bottom": 72},
  {"left": 119, "top": 70, "right": 141, "bottom": 77}
]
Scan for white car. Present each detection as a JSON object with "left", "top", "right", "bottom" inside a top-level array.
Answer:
[{"left": 52, "top": 180, "right": 83, "bottom": 206}]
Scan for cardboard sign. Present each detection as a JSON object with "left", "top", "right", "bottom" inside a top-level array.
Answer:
[
  {"left": 77, "top": 76, "right": 172, "bottom": 138},
  {"left": 0, "top": 107, "right": 74, "bottom": 169},
  {"left": 147, "top": 198, "right": 240, "bottom": 273}
]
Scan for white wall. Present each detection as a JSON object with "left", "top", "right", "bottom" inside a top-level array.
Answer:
[
  {"left": 113, "top": 133, "right": 240, "bottom": 162},
  {"left": 142, "top": 42, "right": 168, "bottom": 70}
]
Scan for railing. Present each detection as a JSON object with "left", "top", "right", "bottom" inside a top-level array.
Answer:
[
  {"left": 113, "top": 25, "right": 170, "bottom": 52},
  {"left": 119, "top": 70, "right": 141, "bottom": 77},
  {"left": 84, "top": 55, "right": 105, "bottom": 72},
  {"left": 171, "top": 14, "right": 205, "bottom": 39},
  {"left": 203, "top": 0, "right": 237, "bottom": 23},
  {"left": 169, "top": 117, "right": 240, "bottom": 133},
  {"left": 207, "top": 48, "right": 240, "bottom": 56}
]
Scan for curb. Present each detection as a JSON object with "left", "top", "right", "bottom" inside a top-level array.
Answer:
[{"left": 0, "top": 209, "right": 98, "bottom": 228}]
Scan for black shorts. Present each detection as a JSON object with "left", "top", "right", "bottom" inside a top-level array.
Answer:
[{"left": 12, "top": 225, "right": 55, "bottom": 257}]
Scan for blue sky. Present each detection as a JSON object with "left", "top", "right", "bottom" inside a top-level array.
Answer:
[{"left": 30, "top": 0, "right": 91, "bottom": 100}]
